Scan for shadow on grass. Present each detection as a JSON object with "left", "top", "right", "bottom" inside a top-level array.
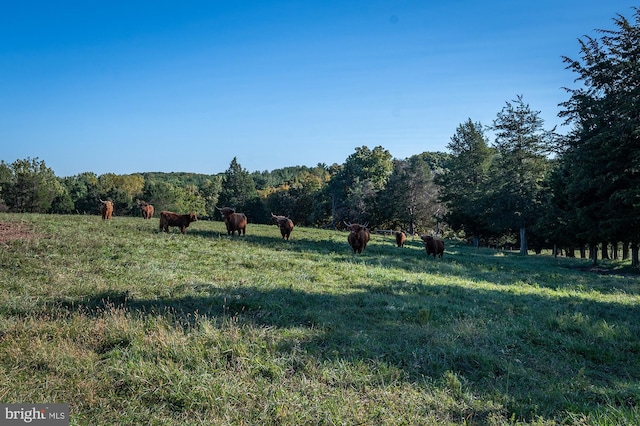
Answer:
[
  {"left": 193, "top": 230, "right": 640, "bottom": 295},
  {"left": 53, "top": 277, "right": 640, "bottom": 421}
]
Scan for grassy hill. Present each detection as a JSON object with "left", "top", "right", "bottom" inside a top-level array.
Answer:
[{"left": 0, "top": 213, "right": 638, "bottom": 425}]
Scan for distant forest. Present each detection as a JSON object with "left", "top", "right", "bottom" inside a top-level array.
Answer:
[
  {"left": 1, "top": 8, "right": 639, "bottom": 266},
  {"left": 0, "top": 149, "right": 449, "bottom": 230}
]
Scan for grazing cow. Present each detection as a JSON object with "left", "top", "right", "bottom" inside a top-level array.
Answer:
[
  {"left": 344, "top": 221, "right": 371, "bottom": 254},
  {"left": 217, "top": 207, "right": 247, "bottom": 236},
  {"left": 100, "top": 199, "right": 113, "bottom": 220},
  {"left": 395, "top": 231, "right": 406, "bottom": 248},
  {"left": 271, "top": 213, "right": 294, "bottom": 240},
  {"left": 421, "top": 235, "right": 445, "bottom": 258},
  {"left": 159, "top": 211, "right": 197, "bottom": 234},
  {"left": 137, "top": 200, "right": 155, "bottom": 219}
]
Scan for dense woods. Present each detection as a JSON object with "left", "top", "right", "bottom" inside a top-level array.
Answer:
[{"left": 1, "top": 8, "right": 638, "bottom": 266}]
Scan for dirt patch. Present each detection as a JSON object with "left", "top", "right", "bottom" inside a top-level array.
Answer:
[{"left": 0, "top": 222, "right": 36, "bottom": 244}]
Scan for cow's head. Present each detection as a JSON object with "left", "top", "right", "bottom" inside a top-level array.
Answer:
[
  {"left": 217, "top": 207, "right": 235, "bottom": 218},
  {"left": 272, "top": 213, "right": 289, "bottom": 225},
  {"left": 344, "top": 221, "right": 368, "bottom": 234}
]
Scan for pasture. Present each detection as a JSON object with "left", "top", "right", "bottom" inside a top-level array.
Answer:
[{"left": 0, "top": 213, "right": 638, "bottom": 425}]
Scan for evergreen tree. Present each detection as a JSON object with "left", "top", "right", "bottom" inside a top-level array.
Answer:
[
  {"left": 61, "top": 172, "right": 100, "bottom": 214},
  {"left": 218, "top": 157, "right": 264, "bottom": 221},
  {"left": 488, "top": 96, "right": 553, "bottom": 254},
  {"left": 559, "top": 7, "right": 640, "bottom": 265},
  {"left": 218, "top": 158, "right": 258, "bottom": 208},
  {"left": 437, "top": 119, "right": 495, "bottom": 246}
]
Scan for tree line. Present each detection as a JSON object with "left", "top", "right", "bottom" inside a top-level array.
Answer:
[
  {"left": 1, "top": 8, "right": 638, "bottom": 266},
  {"left": 0, "top": 151, "right": 446, "bottom": 231}
]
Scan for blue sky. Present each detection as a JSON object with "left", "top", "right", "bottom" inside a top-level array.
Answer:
[{"left": 1, "top": 1, "right": 637, "bottom": 177}]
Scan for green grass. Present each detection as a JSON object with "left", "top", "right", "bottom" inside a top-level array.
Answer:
[{"left": 1, "top": 213, "right": 639, "bottom": 425}]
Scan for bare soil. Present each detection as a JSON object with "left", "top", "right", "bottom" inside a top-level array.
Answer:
[{"left": 0, "top": 222, "right": 36, "bottom": 244}]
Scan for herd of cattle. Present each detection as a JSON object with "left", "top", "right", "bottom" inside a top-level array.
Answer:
[{"left": 99, "top": 200, "right": 445, "bottom": 257}]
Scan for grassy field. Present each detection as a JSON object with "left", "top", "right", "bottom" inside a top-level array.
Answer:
[{"left": 0, "top": 213, "right": 639, "bottom": 425}]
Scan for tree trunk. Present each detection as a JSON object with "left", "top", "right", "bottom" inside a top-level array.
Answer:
[
  {"left": 623, "top": 242, "right": 629, "bottom": 260},
  {"left": 473, "top": 235, "right": 479, "bottom": 248},
  {"left": 579, "top": 244, "right": 586, "bottom": 259},
  {"left": 519, "top": 226, "right": 527, "bottom": 255},
  {"left": 632, "top": 242, "right": 639, "bottom": 268},
  {"left": 602, "top": 242, "right": 610, "bottom": 260},
  {"left": 590, "top": 244, "right": 598, "bottom": 266}
]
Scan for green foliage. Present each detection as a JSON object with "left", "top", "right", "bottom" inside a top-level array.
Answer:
[
  {"left": 251, "top": 164, "right": 328, "bottom": 190},
  {"left": 0, "top": 213, "right": 639, "bottom": 425},
  {"left": 97, "top": 173, "right": 145, "bottom": 214},
  {"left": 559, "top": 8, "right": 640, "bottom": 261},
  {"left": 437, "top": 119, "right": 495, "bottom": 243},
  {"left": 343, "top": 145, "right": 393, "bottom": 191},
  {"left": 49, "top": 185, "right": 75, "bottom": 214},
  {"left": 0, "top": 157, "right": 63, "bottom": 213},
  {"left": 61, "top": 172, "right": 100, "bottom": 214},
  {"left": 218, "top": 157, "right": 259, "bottom": 210},
  {"left": 381, "top": 155, "right": 440, "bottom": 233},
  {"left": 142, "top": 171, "right": 221, "bottom": 188},
  {"left": 143, "top": 181, "right": 207, "bottom": 216},
  {"left": 198, "top": 177, "right": 222, "bottom": 219},
  {"left": 327, "top": 146, "right": 393, "bottom": 226},
  {"left": 488, "top": 96, "right": 554, "bottom": 253},
  {"left": 170, "top": 185, "right": 207, "bottom": 215}
]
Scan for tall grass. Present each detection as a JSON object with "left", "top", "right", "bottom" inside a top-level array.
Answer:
[{"left": 0, "top": 213, "right": 638, "bottom": 425}]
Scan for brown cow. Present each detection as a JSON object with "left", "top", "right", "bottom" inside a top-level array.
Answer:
[
  {"left": 137, "top": 200, "right": 154, "bottom": 219},
  {"left": 395, "top": 231, "right": 406, "bottom": 248},
  {"left": 344, "top": 221, "right": 370, "bottom": 254},
  {"left": 421, "top": 235, "right": 445, "bottom": 258},
  {"left": 217, "top": 207, "right": 247, "bottom": 236},
  {"left": 159, "top": 211, "right": 197, "bottom": 234},
  {"left": 271, "top": 213, "right": 294, "bottom": 240},
  {"left": 99, "top": 199, "right": 113, "bottom": 220}
]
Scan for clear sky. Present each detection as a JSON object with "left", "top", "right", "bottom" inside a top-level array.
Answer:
[{"left": 1, "top": 1, "right": 637, "bottom": 177}]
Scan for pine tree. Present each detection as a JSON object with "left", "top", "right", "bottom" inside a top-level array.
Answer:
[
  {"left": 488, "top": 96, "right": 553, "bottom": 255},
  {"left": 218, "top": 157, "right": 259, "bottom": 217},
  {"left": 559, "top": 7, "right": 640, "bottom": 265},
  {"left": 437, "top": 119, "right": 495, "bottom": 246}
]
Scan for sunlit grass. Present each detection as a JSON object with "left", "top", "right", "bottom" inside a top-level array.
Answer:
[{"left": 0, "top": 212, "right": 638, "bottom": 425}]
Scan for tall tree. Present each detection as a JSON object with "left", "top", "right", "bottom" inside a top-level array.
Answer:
[
  {"left": 218, "top": 157, "right": 266, "bottom": 222},
  {"left": 488, "top": 96, "right": 553, "bottom": 254},
  {"left": 559, "top": 7, "right": 640, "bottom": 265},
  {"left": 60, "top": 172, "right": 100, "bottom": 214},
  {"left": 0, "top": 158, "right": 63, "bottom": 213},
  {"left": 327, "top": 146, "right": 393, "bottom": 226},
  {"left": 382, "top": 156, "right": 440, "bottom": 235},
  {"left": 218, "top": 157, "right": 258, "bottom": 209},
  {"left": 437, "top": 119, "right": 495, "bottom": 246},
  {"left": 198, "top": 177, "right": 223, "bottom": 218}
]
